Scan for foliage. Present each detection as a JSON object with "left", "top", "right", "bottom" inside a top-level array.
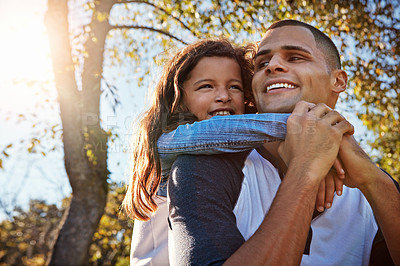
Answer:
[
  {"left": 0, "top": 200, "right": 64, "bottom": 265},
  {"left": 88, "top": 184, "right": 133, "bottom": 266},
  {"left": 0, "top": 184, "right": 132, "bottom": 265}
]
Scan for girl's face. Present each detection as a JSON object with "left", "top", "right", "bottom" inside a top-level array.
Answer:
[{"left": 182, "top": 56, "right": 245, "bottom": 121}]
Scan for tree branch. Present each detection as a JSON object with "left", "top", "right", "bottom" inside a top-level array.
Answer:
[
  {"left": 111, "top": 25, "right": 188, "bottom": 44},
  {"left": 117, "top": 0, "right": 198, "bottom": 37},
  {"left": 0, "top": 199, "right": 13, "bottom": 220}
]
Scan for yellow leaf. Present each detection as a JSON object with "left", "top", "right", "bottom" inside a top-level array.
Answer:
[{"left": 18, "top": 242, "right": 28, "bottom": 251}]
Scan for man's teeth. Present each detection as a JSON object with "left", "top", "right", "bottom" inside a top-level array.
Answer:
[
  {"left": 212, "top": 111, "right": 231, "bottom": 116},
  {"left": 266, "top": 83, "right": 296, "bottom": 91}
]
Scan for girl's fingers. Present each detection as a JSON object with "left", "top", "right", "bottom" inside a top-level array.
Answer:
[
  {"left": 333, "top": 158, "right": 345, "bottom": 180},
  {"left": 316, "top": 179, "right": 326, "bottom": 213},
  {"left": 335, "top": 173, "right": 344, "bottom": 196},
  {"left": 324, "top": 171, "right": 335, "bottom": 209}
]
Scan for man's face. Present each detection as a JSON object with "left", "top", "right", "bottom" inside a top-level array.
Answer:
[{"left": 252, "top": 25, "right": 339, "bottom": 113}]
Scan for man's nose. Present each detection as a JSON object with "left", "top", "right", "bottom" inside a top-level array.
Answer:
[
  {"left": 266, "top": 55, "right": 288, "bottom": 74},
  {"left": 215, "top": 88, "right": 231, "bottom": 103}
]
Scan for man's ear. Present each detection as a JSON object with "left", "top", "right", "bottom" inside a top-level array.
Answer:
[{"left": 331, "top": 69, "right": 347, "bottom": 93}]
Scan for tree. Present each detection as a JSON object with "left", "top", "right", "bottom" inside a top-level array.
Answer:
[
  {"left": 45, "top": 1, "right": 110, "bottom": 264},
  {"left": 3, "top": 0, "right": 396, "bottom": 265}
]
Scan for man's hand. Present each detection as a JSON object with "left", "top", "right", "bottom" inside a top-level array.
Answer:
[{"left": 278, "top": 101, "right": 354, "bottom": 184}]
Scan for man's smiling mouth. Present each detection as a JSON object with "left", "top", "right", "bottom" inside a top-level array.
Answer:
[{"left": 266, "top": 82, "right": 298, "bottom": 92}]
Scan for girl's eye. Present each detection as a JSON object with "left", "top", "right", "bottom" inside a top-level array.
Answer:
[
  {"left": 198, "top": 84, "right": 213, "bottom": 90},
  {"left": 230, "top": 85, "right": 243, "bottom": 91}
]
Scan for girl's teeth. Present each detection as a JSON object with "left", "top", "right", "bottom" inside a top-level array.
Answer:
[{"left": 213, "top": 111, "right": 231, "bottom": 116}]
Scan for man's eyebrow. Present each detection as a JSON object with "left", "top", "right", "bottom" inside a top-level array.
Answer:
[
  {"left": 254, "top": 45, "right": 312, "bottom": 59},
  {"left": 254, "top": 49, "right": 271, "bottom": 60},
  {"left": 282, "top": 45, "right": 312, "bottom": 55}
]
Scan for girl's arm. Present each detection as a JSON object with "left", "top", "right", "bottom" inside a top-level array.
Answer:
[{"left": 158, "top": 113, "right": 288, "bottom": 155}]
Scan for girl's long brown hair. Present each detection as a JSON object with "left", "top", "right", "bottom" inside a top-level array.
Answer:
[{"left": 123, "top": 39, "right": 256, "bottom": 221}]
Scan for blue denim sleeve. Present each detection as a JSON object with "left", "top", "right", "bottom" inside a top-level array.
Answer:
[
  {"left": 157, "top": 113, "right": 289, "bottom": 184},
  {"left": 158, "top": 113, "right": 288, "bottom": 154}
]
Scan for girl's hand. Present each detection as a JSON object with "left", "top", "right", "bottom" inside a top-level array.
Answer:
[{"left": 315, "top": 158, "right": 345, "bottom": 212}]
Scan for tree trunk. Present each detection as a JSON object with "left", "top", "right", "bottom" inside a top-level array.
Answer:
[{"left": 44, "top": 0, "right": 113, "bottom": 264}]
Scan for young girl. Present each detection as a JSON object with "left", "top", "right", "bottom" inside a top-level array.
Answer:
[{"left": 123, "top": 39, "right": 343, "bottom": 265}]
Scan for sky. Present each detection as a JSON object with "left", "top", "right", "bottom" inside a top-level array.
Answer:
[
  {"left": 0, "top": 0, "right": 375, "bottom": 221},
  {"left": 0, "top": 0, "right": 149, "bottom": 220},
  {"left": 0, "top": 1, "right": 66, "bottom": 219}
]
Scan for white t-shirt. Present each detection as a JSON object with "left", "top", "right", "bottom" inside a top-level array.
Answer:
[
  {"left": 130, "top": 197, "right": 169, "bottom": 266},
  {"left": 234, "top": 150, "right": 378, "bottom": 266}
]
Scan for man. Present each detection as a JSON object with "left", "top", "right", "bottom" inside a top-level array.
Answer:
[{"left": 168, "top": 20, "right": 400, "bottom": 265}]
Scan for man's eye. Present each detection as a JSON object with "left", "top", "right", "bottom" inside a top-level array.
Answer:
[
  {"left": 289, "top": 56, "right": 303, "bottom": 62},
  {"left": 257, "top": 61, "right": 269, "bottom": 69}
]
